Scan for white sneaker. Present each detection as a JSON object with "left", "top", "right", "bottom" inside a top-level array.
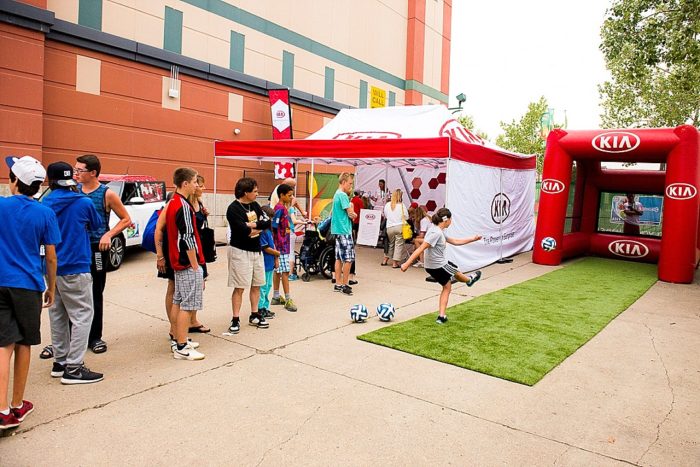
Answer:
[
  {"left": 173, "top": 344, "right": 205, "bottom": 361},
  {"left": 412, "top": 261, "right": 423, "bottom": 268},
  {"left": 170, "top": 338, "right": 199, "bottom": 352}
]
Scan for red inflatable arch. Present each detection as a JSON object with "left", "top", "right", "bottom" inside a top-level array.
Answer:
[{"left": 533, "top": 126, "right": 700, "bottom": 283}]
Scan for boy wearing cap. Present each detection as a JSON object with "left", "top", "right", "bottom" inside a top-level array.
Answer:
[
  {"left": 0, "top": 156, "right": 61, "bottom": 430},
  {"left": 42, "top": 162, "right": 104, "bottom": 384}
]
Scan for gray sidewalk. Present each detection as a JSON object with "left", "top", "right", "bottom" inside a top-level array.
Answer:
[{"left": 2, "top": 245, "right": 699, "bottom": 466}]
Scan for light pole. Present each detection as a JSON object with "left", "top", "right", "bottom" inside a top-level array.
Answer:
[{"left": 448, "top": 93, "right": 466, "bottom": 114}]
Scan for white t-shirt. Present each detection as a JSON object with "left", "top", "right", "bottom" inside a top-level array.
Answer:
[
  {"left": 423, "top": 224, "right": 447, "bottom": 269},
  {"left": 419, "top": 217, "right": 431, "bottom": 234},
  {"left": 383, "top": 202, "right": 409, "bottom": 228}
]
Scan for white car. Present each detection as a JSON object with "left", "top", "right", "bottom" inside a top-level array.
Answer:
[{"left": 100, "top": 174, "right": 166, "bottom": 270}]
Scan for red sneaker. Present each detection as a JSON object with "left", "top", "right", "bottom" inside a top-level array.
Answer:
[
  {"left": 0, "top": 410, "right": 20, "bottom": 430},
  {"left": 11, "top": 400, "right": 34, "bottom": 422}
]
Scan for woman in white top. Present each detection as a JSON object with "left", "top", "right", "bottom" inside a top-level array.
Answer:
[
  {"left": 412, "top": 205, "right": 432, "bottom": 267},
  {"left": 381, "top": 189, "right": 409, "bottom": 268}
]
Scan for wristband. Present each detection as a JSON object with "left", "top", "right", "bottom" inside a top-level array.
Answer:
[{"left": 157, "top": 256, "right": 165, "bottom": 260}]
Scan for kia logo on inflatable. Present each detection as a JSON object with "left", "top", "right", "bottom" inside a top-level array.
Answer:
[
  {"left": 591, "top": 131, "right": 640, "bottom": 153},
  {"left": 608, "top": 240, "right": 649, "bottom": 258},
  {"left": 541, "top": 179, "right": 565, "bottom": 194},
  {"left": 491, "top": 192, "right": 511, "bottom": 224},
  {"left": 666, "top": 183, "right": 697, "bottom": 200}
]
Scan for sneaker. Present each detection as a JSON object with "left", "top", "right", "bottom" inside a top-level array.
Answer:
[
  {"left": 436, "top": 315, "right": 448, "bottom": 324},
  {"left": 170, "top": 338, "right": 200, "bottom": 352},
  {"left": 349, "top": 280, "right": 358, "bottom": 285},
  {"left": 289, "top": 274, "right": 298, "bottom": 281},
  {"left": 228, "top": 318, "right": 241, "bottom": 334},
  {"left": 173, "top": 344, "right": 205, "bottom": 361},
  {"left": 333, "top": 284, "right": 343, "bottom": 292},
  {"left": 331, "top": 278, "right": 336, "bottom": 284},
  {"left": 11, "top": 400, "right": 34, "bottom": 422},
  {"left": 0, "top": 411, "right": 20, "bottom": 430},
  {"left": 61, "top": 365, "right": 104, "bottom": 385},
  {"left": 284, "top": 299, "right": 298, "bottom": 312},
  {"left": 259, "top": 308, "right": 276, "bottom": 319},
  {"left": 249, "top": 312, "right": 270, "bottom": 328},
  {"left": 51, "top": 362, "right": 65, "bottom": 378},
  {"left": 413, "top": 261, "right": 423, "bottom": 268},
  {"left": 466, "top": 270, "right": 482, "bottom": 287},
  {"left": 270, "top": 296, "right": 284, "bottom": 306},
  {"left": 341, "top": 285, "right": 353, "bottom": 295}
]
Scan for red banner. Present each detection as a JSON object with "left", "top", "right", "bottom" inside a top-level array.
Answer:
[
  {"left": 268, "top": 89, "right": 292, "bottom": 140},
  {"left": 274, "top": 162, "right": 295, "bottom": 179}
]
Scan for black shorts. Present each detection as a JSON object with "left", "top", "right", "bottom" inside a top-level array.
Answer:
[
  {"left": 425, "top": 261, "right": 459, "bottom": 286},
  {"left": 0, "top": 287, "right": 43, "bottom": 346}
]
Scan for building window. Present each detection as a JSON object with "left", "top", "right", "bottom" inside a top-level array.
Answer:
[
  {"left": 325, "top": 67, "right": 335, "bottom": 101},
  {"left": 359, "top": 80, "right": 368, "bottom": 108},
  {"left": 230, "top": 31, "right": 245, "bottom": 72},
  {"left": 389, "top": 91, "right": 396, "bottom": 107},
  {"left": 164, "top": 7, "right": 183, "bottom": 54},
  {"left": 78, "top": 0, "right": 103, "bottom": 31},
  {"left": 282, "top": 51, "right": 294, "bottom": 88}
]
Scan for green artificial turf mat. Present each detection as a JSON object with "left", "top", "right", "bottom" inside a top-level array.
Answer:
[{"left": 358, "top": 257, "right": 658, "bottom": 385}]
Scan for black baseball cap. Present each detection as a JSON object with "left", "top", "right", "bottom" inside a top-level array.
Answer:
[{"left": 47, "top": 161, "right": 77, "bottom": 187}]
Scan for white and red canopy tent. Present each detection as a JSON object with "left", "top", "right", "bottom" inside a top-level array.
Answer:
[{"left": 214, "top": 105, "right": 537, "bottom": 271}]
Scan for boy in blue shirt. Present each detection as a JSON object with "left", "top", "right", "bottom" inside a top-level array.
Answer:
[
  {"left": 0, "top": 156, "right": 61, "bottom": 430},
  {"left": 42, "top": 162, "right": 104, "bottom": 384},
  {"left": 258, "top": 206, "right": 280, "bottom": 319},
  {"left": 271, "top": 184, "right": 297, "bottom": 311}
]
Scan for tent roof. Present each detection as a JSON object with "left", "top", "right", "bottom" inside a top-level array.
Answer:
[{"left": 214, "top": 105, "right": 536, "bottom": 170}]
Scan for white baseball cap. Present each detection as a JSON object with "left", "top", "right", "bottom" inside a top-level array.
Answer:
[{"left": 5, "top": 156, "right": 46, "bottom": 185}]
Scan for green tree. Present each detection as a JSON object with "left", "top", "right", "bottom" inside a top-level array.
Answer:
[
  {"left": 456, "top": 114, "right": 489, "bottom": 141},
  {"left": 496, "top": 96, "right": 551, "bottom": 174},
  {"left": 599, "top": 0, "right": 700, "bottom": 128}
]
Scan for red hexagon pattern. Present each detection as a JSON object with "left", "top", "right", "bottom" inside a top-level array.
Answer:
[{"left": 409, "top": 173, "right": 446, "bottom": 213}]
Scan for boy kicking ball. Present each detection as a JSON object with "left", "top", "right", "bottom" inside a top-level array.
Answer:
[{"left": 401, "top": 207, "right": 482, "bottom": 324}]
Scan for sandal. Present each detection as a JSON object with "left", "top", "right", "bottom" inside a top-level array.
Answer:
[
  {"left": 188, "top": 324, "right": 211, "bottom": 333},
  {"left": 39, "top": 345, "right": 54, "bottom": 359},
  {"left": 90, "top": 340, "right": 107, "bottom": 354},
  {"left": 380, "top": 261, "right": 389, "bottom": 266}
]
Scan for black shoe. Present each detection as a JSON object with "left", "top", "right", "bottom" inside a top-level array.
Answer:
[
  {"left": 60, "top": 364, "right": 104, "bottom": 385},
  {"left": 260, "top": 308, "right": 276, "bottom": 319},
  {"left": 341, "top": 285, "right": 353, "bottom": 295},
  {"left": 467, "top": 270, "right": 482, "bottom": 287},
  {"left": 50, "top": 362, "right": 65, "bottom": 378},
  {"left": 436, "top": 316, "right": 448, "bottom": 324},
  {"left": 228, "top": 318, "right": 240, "bottom": 334},
  {"left": 349, "top": 280, "right": 358, "bottom": 286},
  {"left": 333, "top": 285, "right": 343, "bottom": 292},
  {"left": 331, "top": 278, "right": 336, "bottom": 284},
  {"left": 249, "top": 312, "right": 270, "bottom": 328}
]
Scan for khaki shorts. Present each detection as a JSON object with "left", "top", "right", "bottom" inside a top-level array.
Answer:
[{"left": 227, "top": 246, "right": 265, "bottom": 289}]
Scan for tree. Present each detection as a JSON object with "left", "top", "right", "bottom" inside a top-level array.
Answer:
[
  {"left": 456, "top": 114, "right": 489, "bottom": 141},
  {"left": 496, "top": 96, "right": 551, "bottom": 174},
  {"left": 599, "top": 0, "right": 700, "bottom": 128}
]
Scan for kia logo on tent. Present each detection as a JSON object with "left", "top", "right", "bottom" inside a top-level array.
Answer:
[
  {"left": 608, "top": 240, "right": 649, "bottom": 258},
  {"left": 491, "top": 192, "right": 511, "bottom": 224},
  {"left": 541, "top": 179, "right": 565, "bottom": 194},
  {"left": 666, "top": 183, "right": 697, "bottom": 200},
  {"left": 591, "top": 131, "right": 640, "bottom": 153},
  {"left": 333, "top": 132, "right": 401, "bottom": 140}
]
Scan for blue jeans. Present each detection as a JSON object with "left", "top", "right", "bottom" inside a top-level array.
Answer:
[{"left": 258, "top": 270, "right": 273, "bottom": 310}]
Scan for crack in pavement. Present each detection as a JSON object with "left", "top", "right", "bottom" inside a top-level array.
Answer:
[
  {"left": 275, "top": 353, "right": 639, "bottom": 467},
  {"left": 254, "top": 399, "right": 328, "bottom": 466},
  {"left": 553, "top": 445, "right": 571, "bottom": 466},
  {"left": 636, "top": 323, "right": 676, "bottom": 465},
  {"left": 10, "top": 353, "right": 256, "bottom": 436}
]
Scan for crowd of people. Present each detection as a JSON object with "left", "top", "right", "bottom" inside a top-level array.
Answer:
[{"left": 0, "top": 156, "right": 483, "bottom": 431}]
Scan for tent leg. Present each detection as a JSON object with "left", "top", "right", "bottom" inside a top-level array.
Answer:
[
  {"left": 309, "top": 160, "right": 314, "bottom": 219},
  {"left": 496, "top": 168, "right": 513, "bottom": 263},
  {"left": 214, "top": 156, "right": 218, "bottom": 226}
]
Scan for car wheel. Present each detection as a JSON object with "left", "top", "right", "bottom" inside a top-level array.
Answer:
[{"left": 108, "top": 234, "right": 125, "bottom": 271}]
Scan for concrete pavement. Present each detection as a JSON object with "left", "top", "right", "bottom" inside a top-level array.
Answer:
[{"left": 1, "top": 243, "right": 698, "bottom": 466}]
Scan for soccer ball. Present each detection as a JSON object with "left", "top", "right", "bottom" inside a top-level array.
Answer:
[
  {"left": 350, "top": 304, "right": 369, "bottom": 323},
  {"left": 376, "top": 303, "right": 396, "bottom": 322},
  {"left": 541, "top": 236, "right": 557, "bottom": 252}
]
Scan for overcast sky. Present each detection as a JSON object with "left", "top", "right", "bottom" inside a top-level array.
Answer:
[{"left": 449, "top": 0, "right": 612, "bottom": 139}]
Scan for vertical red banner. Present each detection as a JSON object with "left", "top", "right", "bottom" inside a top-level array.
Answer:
[{"left": 268, "top": 89, "right": 293, "bottom": 140}]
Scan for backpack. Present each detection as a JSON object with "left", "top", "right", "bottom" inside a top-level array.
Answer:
[{"left": 141, "top": 208, "right": 162, "bottom": 253}]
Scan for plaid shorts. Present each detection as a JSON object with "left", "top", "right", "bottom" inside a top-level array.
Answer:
[
  {"left": 276, "top": 253, "right": 291, "bottom": 273},
  {"left": 173, "top": 267, "right": 204, "bottom": 311},
  {"left": 334, "top": 234, "right": 355, "bottom": 263}
]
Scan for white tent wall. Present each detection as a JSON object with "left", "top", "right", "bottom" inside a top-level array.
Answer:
[
  {"left": 356, "top": 166, "right": 447, "bottom": 212},
  {"left": 445, "top": 161, "right": 536, "bottom": 272}
]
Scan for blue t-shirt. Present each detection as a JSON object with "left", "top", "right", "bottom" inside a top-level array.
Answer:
[
  {"left": 259, "top": 229, "right": 276, "bottom": 272},
  {"left": 331, "top": 189, "right": 352, "bottom": 235},
  {"left": 0, "top": 195, "right": 61, "bottom": 292}
]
